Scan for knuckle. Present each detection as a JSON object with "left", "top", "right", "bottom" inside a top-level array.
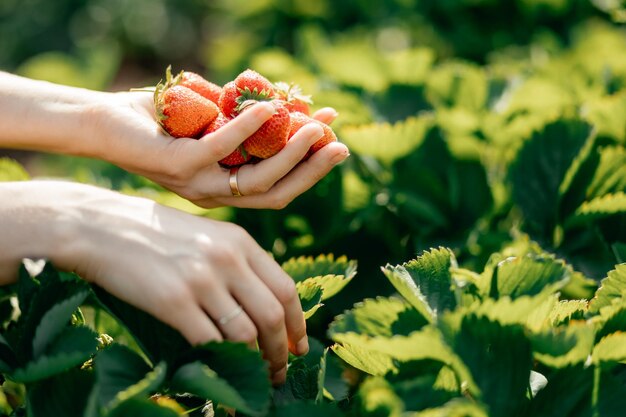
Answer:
[
  {"left": 262, "top": 303, "right": 285, "bottom": 331},
  {"left": 248, "top": 180, "right": 273, "bottom": 195},
  {"left": 267, "top": 194, "right": 291, "bottom": 210},
  {"left": 231, "top": 324, "right": 258, "bottom": 345},
  {"left": 275, "top": 278, "right": 298, "bottom": 305},
  {"left": 208, "top": 244, "right": 238, "bottom": 265}
]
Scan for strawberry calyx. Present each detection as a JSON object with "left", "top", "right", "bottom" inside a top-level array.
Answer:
[
  {"left": 234, "top": 87, "right": 274, "bottom": 113},
  {"left": 274, "top": 81, "right": 313, "bottom": 106},
  {"left": 154, "top": 65, "right": 185, "bottom": 123}
]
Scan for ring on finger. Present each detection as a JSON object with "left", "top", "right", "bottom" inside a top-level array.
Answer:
[
  {"left": 229, "top": 166, "right": 243, "bottom": 197},
  {"left": 218, "top": 304, "right": 244, "bottom": 325}
]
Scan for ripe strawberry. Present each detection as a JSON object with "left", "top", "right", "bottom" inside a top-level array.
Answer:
[
  {"left": 154, "top": 67, "right": 219, "bottom": 138},
  {"left": 203, "top": 114, "right": 252, "bottom": 166},
  {"left": 218, "top": 69, "right": 275, "bottom": 118},
  {"left": 274, "top": 81, "right": 312, "bottom": 115},
  {"left": 289, "top": 111, "right": 337, "bottom": 159},
  {"left": 242, "top": 100, "right": 290, "bottom": 159},
  {"left": 218, "top": 81, "right": 240, "bottom": 119},
  {"left": 180, "top": 71, "right": 222, "bottom": 105}
]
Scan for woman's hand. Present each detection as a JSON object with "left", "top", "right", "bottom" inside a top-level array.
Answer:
[
  {"left": 91, "top": 90, "right": 350, "bottom": 209},
  {"left": 0, "top": 71, "right": 349, "bottom": 209},
  {"left": 0, "top": 181, "right": 308, "bottom": 385}
]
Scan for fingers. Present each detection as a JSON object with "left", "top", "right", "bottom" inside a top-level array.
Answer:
[
  {"left": 189, "top": 102, "right": 276, "bottom": 167},
  {"left": 234, "top": 123, "right": 324, "bottom": 196},
  {"left": 246, "top": 249, "right": 308, "bottom": 357},
  {"left": 197, "top": 282, "right": 258, "bottom": 350},
  {"left": 228, "top": 262, "right": 290, "bottom": 385},
  {"left": 211, "top": 141, "right": 350, "bottom": 209},
  {"left": 312, "top": 107, "right": 338, "bottom": 125}
]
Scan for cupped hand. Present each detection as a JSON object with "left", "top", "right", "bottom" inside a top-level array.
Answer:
[
  {"left": 42, "top": 182, "right": 308, "bottom": 385},
  {"left": 93, "top": 91, "right": 349, "bottom": 209}
]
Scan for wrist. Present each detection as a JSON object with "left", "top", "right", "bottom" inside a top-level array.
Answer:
[{"left": 0, "top": 182, "right": 88, "bottom": 284}]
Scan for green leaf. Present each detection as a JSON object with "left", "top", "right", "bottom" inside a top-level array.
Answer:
[
  {"left": 268, "top": 401, "right": 344, "bottom": 417},
  {"left": 172, "top": 341, "right": 270, "bottom": 416},
  {"left": 331, "top": 327, "right": 461, "bottom": 378},
  {"left": 592, "top": 333, "right": 626, "bottom": 364},
  {"left": 93, "top": 286, "right": 189, "bottom": 365},
  {"left": 95, "top": 344, "right": 166, "bottom": 409},
  {"left": 106, "top": 397, "right": 181, "bottom": 417},
  {"left": 531, "top": 323, "right": 595, "bottom": 368},
  {"left": 450, "top": 315, "right": 532, "bottom": 416},
  {"left": 489, "top": 254, "right": 571, "bottom": 300},
  {"left": 527, "top": 364, "right": 593, "bottom": 416},
  {"left": 508, "top": 118, "right": 593, "bottom": 237},
  {"left": 566, "top": 192, "right": 626, "bottom": 227},
  {"left": 593, "top": 302, "right": 626, "bottom": 341},
  {"left": 586, "top": 146, "right": 626, "bottom": 200},
  {"left": 385, "top": 47, "right": 435, "bottom": 86},
  {"left": 0, "top": 158, "right": 29, "bottom": 182},
  {"left": 614, "top": 242, "right": 626, "bottom": 263},
  {"left": 385, "top": 359, "right": 458, "bottom": 411},
  {"left": 26, "top": 369, "right": 95, "bottom": 417},
  {"left": 589, "top": 263, "right": 626, "bottom": 314},
  {"left": 32, "top": 290, "right": 89, "bottom": 358},
  {"left": 549, "top": 299, "right": 588, "bottom": 326},
  {"left": 340, "top": 115, "right": 434, "bottom": 165},
  {"left": 424, "top": 61, "right": 488, "bottom": 110},
  {"left": 0, "top": 333, "right": 16, "bottom": 373},
  {"left": 331, "top": 341, "right": 395, "bottom": 376},
  {"left": 282, "top": 254, "right": 357, "bottom": 284},
  {"left": 328, "top": 297, "right": 428, "bottom": 338},
  {"left": 274, "top": 338, "right": 326, "bottom": 405},
  {"left": 355, "top": 377, "right": 404, "bottom": 417},
  {"left": 442, "top": 294, "right": 557, "bottom": 336},
  {"left": 409, "top": 399, "right": 488, "bottom": 417},
  {"left": 14, "top": 261, "right": 90, "bottom": 361},
  {"left": 297, "top": 275, "right": 354, "bottom": 302},
  {"left": 296, "top": 282, "right": 324, "bottom": 320},
  {"left": 11, "top": 326, "right": 98, "bottom": 383},
  {"left": 382, "top": 247, "right": 457, "bottom": 321}
]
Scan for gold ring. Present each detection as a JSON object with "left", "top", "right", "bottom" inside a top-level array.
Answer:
[
  {"left": 229, "top": 166, "right": 243, "bottom": 197},
  {"left": 218, "top": 305, "right": 244, "bottom": 325}
]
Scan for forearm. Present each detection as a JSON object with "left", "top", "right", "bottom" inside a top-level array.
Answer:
[{"left": 0, "top": 72, "right": 110, "bottom": 157}]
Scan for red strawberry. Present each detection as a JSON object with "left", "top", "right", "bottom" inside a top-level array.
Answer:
[
  {"left": 180, "top": 71, "right": 222, "bottom": 105},
  {"left": 289, "top": 111, "right": 337, "bottom": 159},
  {"left": 274, "top": 81, "right": 312, "bottom": 115},
  {"left": 218, "top": 69, "right": 275, "bottom": 118},
  {"left": 242, "top": 100, "right": 290, "bottom": 159},
  {"left": 218, "top": 81, "right": 240, "bottom": 119},
  {"left": 203, "top": 114, "right": 252, "bottom": 166},
  {"left": 154, "top": 66, "right": 219, "bottom": 138}
]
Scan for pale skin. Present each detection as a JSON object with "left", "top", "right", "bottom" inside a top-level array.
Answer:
[{"left": 0, "top": 71, "right": 350, "bottom": 384}]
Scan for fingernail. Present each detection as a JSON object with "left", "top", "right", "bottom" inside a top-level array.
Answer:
[
  {"left": 331, "top": 152, "right": 349, "bottom": 166},
  {"left": 296, "top": 336, "right": 309, "bottom": 355}
]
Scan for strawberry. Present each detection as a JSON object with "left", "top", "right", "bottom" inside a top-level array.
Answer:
[
  {"left": 154, "top": 67, "right": 219, "bottom": 138},
  {"left": 289, "top": 111, "right": 337, "bottom": 159},
  {"left": 218, "top": 69, "right": 275, "bottom": 118},
  {"left": 274, "top": 81, "right": 312, "bottom": 115},
  {"left": 242, "top": 100, "right": 290, "bottom": 159},
  {"left": 203, "top": 114, "right": 252, "bottom": 166},
  {"left": 180, "top": 71, "right": 222, "bottom": 105},
  {"left": 218, "top": 81, "right": 240, "bottom": 119}
]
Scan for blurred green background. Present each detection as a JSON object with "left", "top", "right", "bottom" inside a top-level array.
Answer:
[{"left": 2, "top": 0, "right": 626, "bottom": 336}]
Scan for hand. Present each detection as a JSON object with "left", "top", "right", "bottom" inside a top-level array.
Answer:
[
  {"left": 0, "top": 181, "right": 307, "bottom": 385},
  {"left": 92, "top": 91, "right": 350, "bottom": 209}
]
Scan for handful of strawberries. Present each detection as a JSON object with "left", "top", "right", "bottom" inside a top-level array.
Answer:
[{"left": 153, "top": 67, "right": 337, "bottom": 166}]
